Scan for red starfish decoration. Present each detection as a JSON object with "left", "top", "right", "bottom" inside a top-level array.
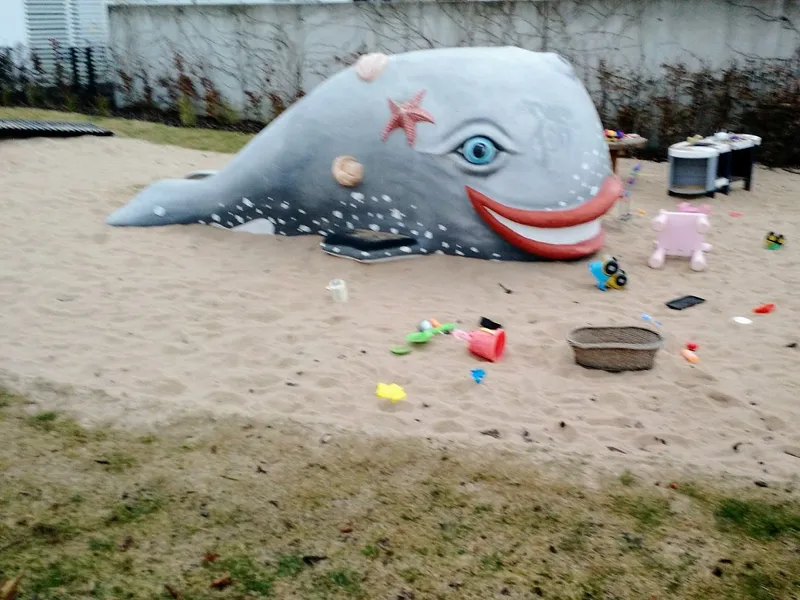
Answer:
[{"left": 380, "top": 90, "right": 435, "bottom": 147}]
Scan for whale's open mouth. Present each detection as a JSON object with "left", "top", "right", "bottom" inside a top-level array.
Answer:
[{"left": 466, "top": 175, "right": 623, "bottom": 260}]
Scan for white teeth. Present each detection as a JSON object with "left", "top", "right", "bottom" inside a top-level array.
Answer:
[{"left": 486, "top": 209, "right": 600, "bottom": 245}]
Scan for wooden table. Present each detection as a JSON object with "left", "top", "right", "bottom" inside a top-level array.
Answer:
[{"left": 606, "top": 136, "right": 647, "bottom": 174}]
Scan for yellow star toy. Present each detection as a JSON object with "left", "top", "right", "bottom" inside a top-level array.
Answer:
[{"left": 376, "top": 382, "right": 407, "bottom": 402}]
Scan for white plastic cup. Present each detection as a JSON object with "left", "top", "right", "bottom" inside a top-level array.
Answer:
[{"left": 326, "top": 279, "right": 348, "bottom": 302}]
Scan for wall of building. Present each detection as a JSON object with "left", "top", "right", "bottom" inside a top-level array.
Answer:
[{"left": 107, "top": 0, "right": 799, "bottom": 116}]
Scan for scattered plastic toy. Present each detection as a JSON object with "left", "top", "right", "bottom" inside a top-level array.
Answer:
[
  {"left": 589, "top": 256, "right": 628, "bottom": 291},
  {"left": 392, "top": 321, "right": 456, "bottom": 354},
  {"left": 376, "top": 382, "right": 406, "bottom": 402},
  {"left": 765, "top": 232, "right": 785, "bottom": 250},
  {"left": 471, "top": 368, "right": 486, "bottom": 384},
  {"left": 732, "top": 316, "right": 753, "bottom": 325},
  {"left": 618, "top": 162, "right": 642, "bottom": 221},
  {"left": 681, "top": 348, "right": 699, "bottom": 364},
  {"left": 454, "top": 327, "right": 506, "bottom": 362},
  {"left": 686, "top": 341, "right": 698, "bottom": 351},
  {"left": 641, "top": 314, "right": 663, "bottom": 327},
  {"left": 753, "top": 303, "right": 776, "bottom": 314},
  {"left": 677, "top": 202, "right": 713, "bottom": 215}
]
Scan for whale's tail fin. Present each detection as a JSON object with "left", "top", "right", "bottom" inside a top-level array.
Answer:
[{"left": 106, "top": 178, "right": 215, "bottom": 227}]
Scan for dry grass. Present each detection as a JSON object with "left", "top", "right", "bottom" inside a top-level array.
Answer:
[
  {"left": 1, "top": 389, "right": 798, "bottom": 600},
  {"left": 0, "top": 107, "right": 253, "bottom": 153}
]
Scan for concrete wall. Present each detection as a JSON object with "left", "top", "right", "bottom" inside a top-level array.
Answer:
[{"left": 107, "top": 0, "right": 800, "bottom": 116}]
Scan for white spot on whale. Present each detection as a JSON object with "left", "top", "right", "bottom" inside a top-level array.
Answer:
[
  {"left": 371, "top": 196, "right": 379, "bottom": 202},
  {"left": 218, "top": 203, "right": 225, "bottom": 208},
  {"left": 400, "top": 246, "right": 412, "bottom": 253},
  {"left": 420, "top": 248, "right": 428, "bottom": 253},
  {"left": 298, "top": 225, "right": 312, "bottom": 233},
  {"left": 351, "top": 192, "right": 365, "bottom": 201},
  {"left": 242, "top": 198, "right": 254, "bottom": 207},
  {"left": 441, "top": 242, "right": 450, "bottom": 249},
  {"left": 410, "top": 204, "right": 417, "bottom": 210},
  {"left": 153, "top": 206, "right": 166, "bottom": 217},
  {"left": 231, "top": 218, "right": 275, "bottom": 235},
  {"left": 236, "top": 205, "right": 243, "bottom": 211},
  {"left": 376, "top": 213, "right": 384, "bottom": 219},
  {"left": 226, "top": 221, "right": 233, "bottom": 227},
  {"left": 577, "top": 196, "right": 584, "bottom": 201},
  {"left": 318, "top": 230, "right": 328, "bottom": 236},
  {"left": 280, "top": 202, "right": 289, "bottom": 209},
  {"left": 349, "top": 203, "right": 357, "bottom": 208},
  {"left": 255, "top": 208, "right": 263, "bottom": 215},
  {"left": 235, "top": 215, "right": 245, "bottom": 224},
  {"left": 312, "top": 220, "right": 320, "bottom": 226},
  {"left": 390, "top": 208, "right": 405, "bottom": 220},
  {"left": 368, "top": 224, "right": 380, "bottom": 231},
  {"left": 268, "top": 217, "right": 277, "bottom": 224},
  {"left": 582, "top": 163, "right": 589, "bottom": 170},
  {"left": 321, "top": 217, "right": 329, "bottom": 223},
  {"left": 593, "top": 149, "right": 599, "bottom": 155},
  {"left": 381, "top": 194, "right": 392, "bottom": 203},
  {"left": 333, "top": 210, "right": 343, "bottom": 219},
  {"left": 573, "top": 174, "right": 580, "bottom": 180},
  {"left": 346, "top": 221, "right": 354, "bottom": 229},
  {"left": 390, "top": 228, "right": 399, "bottom": 234},
  {"left": 298, "top": 208, "right": 306, "bottom": 215},
  {"left": 438, "top": 224, "right": 447, "bottom": 231},
  {"left": 277, "top": 218, "right": 286, "bottom": 225},
  {"left": 361, "top": 251, "right": 370, "bottom": 257},
  {"left": 332, "top": 247, "right": 341, "bottom": 253},
  {"left": 558, "top": 201, "right": 567, "bottom": 207},
  {"left": 410, "top": 229, "right": 419, "bottom": 235},
  {"left": 590, "top": 185, "right": 599, "bottom": 195},
  {"left": 424, "top": 231, "right": 433, "bottom": 239},
  {"left": 492, "top": 253, "right": 501, "bottom": 258},
  {"left": 455, "top": 250, "right": 465, "bottom": 256},
  {"left": 470, "top": 247, "right": 479, "bottom": 253},
  {"left": 198, "top": 220, "right": 205, "bottom": 225},
  {"left": 367, "top": 212, "right": 374, "bottom": 217},
  {"left": 210, "top": 223, "right": 225, "bottom": 229},
  {"left": 352, "top": 215, "right": 360, "bottom": 221}
]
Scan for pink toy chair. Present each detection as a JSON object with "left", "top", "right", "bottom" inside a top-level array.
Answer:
[{"left": 648, "top": 210, "right": 712, "bottom": 271}]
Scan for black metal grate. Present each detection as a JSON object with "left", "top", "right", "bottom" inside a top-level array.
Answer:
[{"left": 0, "top": 119, "right": 114, "bottom": 139}]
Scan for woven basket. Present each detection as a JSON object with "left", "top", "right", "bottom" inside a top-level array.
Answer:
[{"left": 566, "top": 326, "right": 664, "bottom": 372}]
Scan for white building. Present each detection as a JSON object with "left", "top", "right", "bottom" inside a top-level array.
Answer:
[{"left": 23, "top": 0, "right": 109, "bottom": 77}]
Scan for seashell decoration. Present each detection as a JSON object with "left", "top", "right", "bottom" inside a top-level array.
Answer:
[
  {"left": 355, "top": 53, "right": 389, "bottom": 82},
  {"left": 332, "top": 155, "right": 365, "bottom": 188}
]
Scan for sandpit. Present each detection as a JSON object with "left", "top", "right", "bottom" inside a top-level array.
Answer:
[{"left": 1, "top": 136, "right": 798, "bottom": 480}]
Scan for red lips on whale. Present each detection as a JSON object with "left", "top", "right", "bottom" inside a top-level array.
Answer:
[{"left": 467, "top": 175, "right": 623, "bottom": 260}]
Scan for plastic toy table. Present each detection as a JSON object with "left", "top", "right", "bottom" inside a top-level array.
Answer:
[
  {"left": 667, "top": 134, "right": 761, "bottom": 198},
  {"left": 606, "top": 135, "right": 647, "bottom": 174}
]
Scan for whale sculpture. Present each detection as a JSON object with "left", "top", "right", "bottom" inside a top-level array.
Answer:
[{"left": 106, "top": 46, "right": 622, "bottom": 262}]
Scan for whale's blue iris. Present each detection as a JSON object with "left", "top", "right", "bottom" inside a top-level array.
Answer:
[{"left": 459, "top": 136, "right": 498, "bottom": 166}]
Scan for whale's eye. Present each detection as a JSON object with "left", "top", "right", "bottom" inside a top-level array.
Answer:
[{"left": 458, "top": 136, "right": 499, "bottom": 166}]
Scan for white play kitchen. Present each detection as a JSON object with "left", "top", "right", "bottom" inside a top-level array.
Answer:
[{"left": 667, "top": 132, "right": 762, "bottom": 198}]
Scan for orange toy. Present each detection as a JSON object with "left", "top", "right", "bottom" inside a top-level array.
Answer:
[
  {"left": 753, "top": 303, "right": 775, "bottom": 314},
  {"left": 681, "top": 348, "right": 699, "bottom": 364}
]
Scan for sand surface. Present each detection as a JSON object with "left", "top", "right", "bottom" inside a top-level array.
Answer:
[{"left": 1, "top": 136, "right": 798, "bottom": 481}]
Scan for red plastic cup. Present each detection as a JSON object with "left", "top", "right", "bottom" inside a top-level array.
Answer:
[{"left": 467, "top": 328, "right": 506, "bottom": 362}]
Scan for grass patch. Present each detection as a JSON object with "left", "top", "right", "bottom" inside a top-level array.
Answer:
[
  {"left": 612, "top": 494, "right": 672, "bottom": 529},
  {"left": 0, "top": 393, "right": 798, "bottom": 599},
  {"left": 0, "top": 107, "right": 254, "bottom": 153},
  {"left": 714, "top": 497, "right": 800, "bottom": 540}
]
